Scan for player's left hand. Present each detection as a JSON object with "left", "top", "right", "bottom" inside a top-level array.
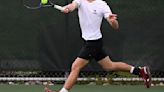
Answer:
[
  {"left": 109, "top": 14, "right": 117, "bottom": 20},
  {"left": 108, "top": 14, "right": 119, "bottom": 30}
]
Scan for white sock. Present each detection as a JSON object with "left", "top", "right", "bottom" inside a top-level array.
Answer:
[
  {"left": 60, "top": 88, "right": 68, "bottom": 92},
  {"left": 130, "top": 66, "right": 135, "bottom": 73}
]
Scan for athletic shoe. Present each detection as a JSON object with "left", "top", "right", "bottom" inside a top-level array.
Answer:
[{"left": 139, "top": 66, "right": 152, "bottom": 88}]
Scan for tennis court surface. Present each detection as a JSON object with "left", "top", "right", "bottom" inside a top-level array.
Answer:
[{"left": 0, "top": 85, "right": 163, "bottom": 92}]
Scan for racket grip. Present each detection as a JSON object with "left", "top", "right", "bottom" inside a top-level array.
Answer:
[{"left": 54, "top": 5, "right": 64, "bottom": 11}]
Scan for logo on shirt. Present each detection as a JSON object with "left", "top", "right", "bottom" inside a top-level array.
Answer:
[{"left": 93, "top": 10, "right": 97, "bottom": 14}]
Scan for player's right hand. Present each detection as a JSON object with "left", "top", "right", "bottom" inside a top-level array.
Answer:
[
  {"left": 63, "top": 7, "right": 69, "bottom": 13},
  {"left": 62, "top": 4, "right": 72, "bottom": 13}
]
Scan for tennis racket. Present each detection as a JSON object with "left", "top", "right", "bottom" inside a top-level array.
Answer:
[{"left": 23, "top": 0, "right": 64, "bottom": 11}]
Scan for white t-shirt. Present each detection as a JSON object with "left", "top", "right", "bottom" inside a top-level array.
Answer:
[{"left": 74, "top": 0, "right": 112, "bottom": 40}]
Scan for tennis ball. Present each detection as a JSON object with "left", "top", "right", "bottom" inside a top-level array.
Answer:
[{"left": 41, "top": 0, "right": 48, "bottom": 4}]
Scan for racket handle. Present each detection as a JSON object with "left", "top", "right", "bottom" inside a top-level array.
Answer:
[{"left": 54, "top": 5, "right": 64, "bottom": 11}]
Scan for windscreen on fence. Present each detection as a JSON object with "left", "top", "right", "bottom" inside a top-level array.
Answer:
[{"left": 0, "top": 0, "right": 164, "bottom": 73}]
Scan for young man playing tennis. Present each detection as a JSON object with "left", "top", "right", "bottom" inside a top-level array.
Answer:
[{"left": 45, "top": 0, "right": 151, "bottom": 92}]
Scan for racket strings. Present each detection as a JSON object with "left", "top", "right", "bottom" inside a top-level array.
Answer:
[
  {"left": 23, "top": 0, "right": 55, "bottom": 9},
  {"left": 23, "top": 0, "right": 41, "bottom": 7},
  {"left": 23, "top": 0, "right": 63, "bottom": 10}
]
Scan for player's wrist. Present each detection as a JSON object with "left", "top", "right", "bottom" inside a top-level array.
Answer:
[{"left": 63, "top": 4, "right": 72, "bottom": 13}]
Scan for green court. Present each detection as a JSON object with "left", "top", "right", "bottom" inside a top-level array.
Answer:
[{"left": 0, "top": 85, "right": 163, "bottom": 92}]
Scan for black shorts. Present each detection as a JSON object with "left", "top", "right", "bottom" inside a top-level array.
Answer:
[{"left": 78, "top": 38, "right": 107, "bottom": 61}]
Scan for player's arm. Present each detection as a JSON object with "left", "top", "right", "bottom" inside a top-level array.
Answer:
[
  {"left": 106, "top": 14, "right": 119, "bottom": 30},
  {"left": 102, "top": 1, "right": 119, "bottom": 30},
  {"left": 62, "top": 1, "right": 79, "bottom": 13}
]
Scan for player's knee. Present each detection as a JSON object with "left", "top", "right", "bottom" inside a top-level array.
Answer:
[
  {"left": 102, "top": 62, "right": 114, "bottom": 71},
  {"left": 71, "top": 63, "right": 81, "bottom": 72}
]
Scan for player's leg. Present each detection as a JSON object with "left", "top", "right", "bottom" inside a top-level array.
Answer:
[
  {"left": 59, "top": 39, "right": 95, "bottom": 92},
  {"left": 98, "top": 56, "right": 151, "bottom": 88},
  {"left": 98, "top": 56, "right": 133, "bottom": 72},
  {"left": 44, "top": 57, "right": 89, "bottom": 92},
  {"left": 62, "top": 57, "right": 89, "bottom": 91}
]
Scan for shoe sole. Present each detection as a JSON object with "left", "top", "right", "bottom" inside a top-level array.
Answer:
[{"left": 145, "top": 66, "right": 152, "bottom": 88}]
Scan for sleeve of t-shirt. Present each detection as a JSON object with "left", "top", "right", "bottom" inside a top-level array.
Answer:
[
  {"left": 73, "top": 0, "right": 81, "bottom": 7},
  {"left": 102, "top": 2, "right": 113, "bottom": 19}
]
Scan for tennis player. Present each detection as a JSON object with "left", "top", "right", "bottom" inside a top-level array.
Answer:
[{"left": 45, "top": 0, "right": 151, "bottom": 92}]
